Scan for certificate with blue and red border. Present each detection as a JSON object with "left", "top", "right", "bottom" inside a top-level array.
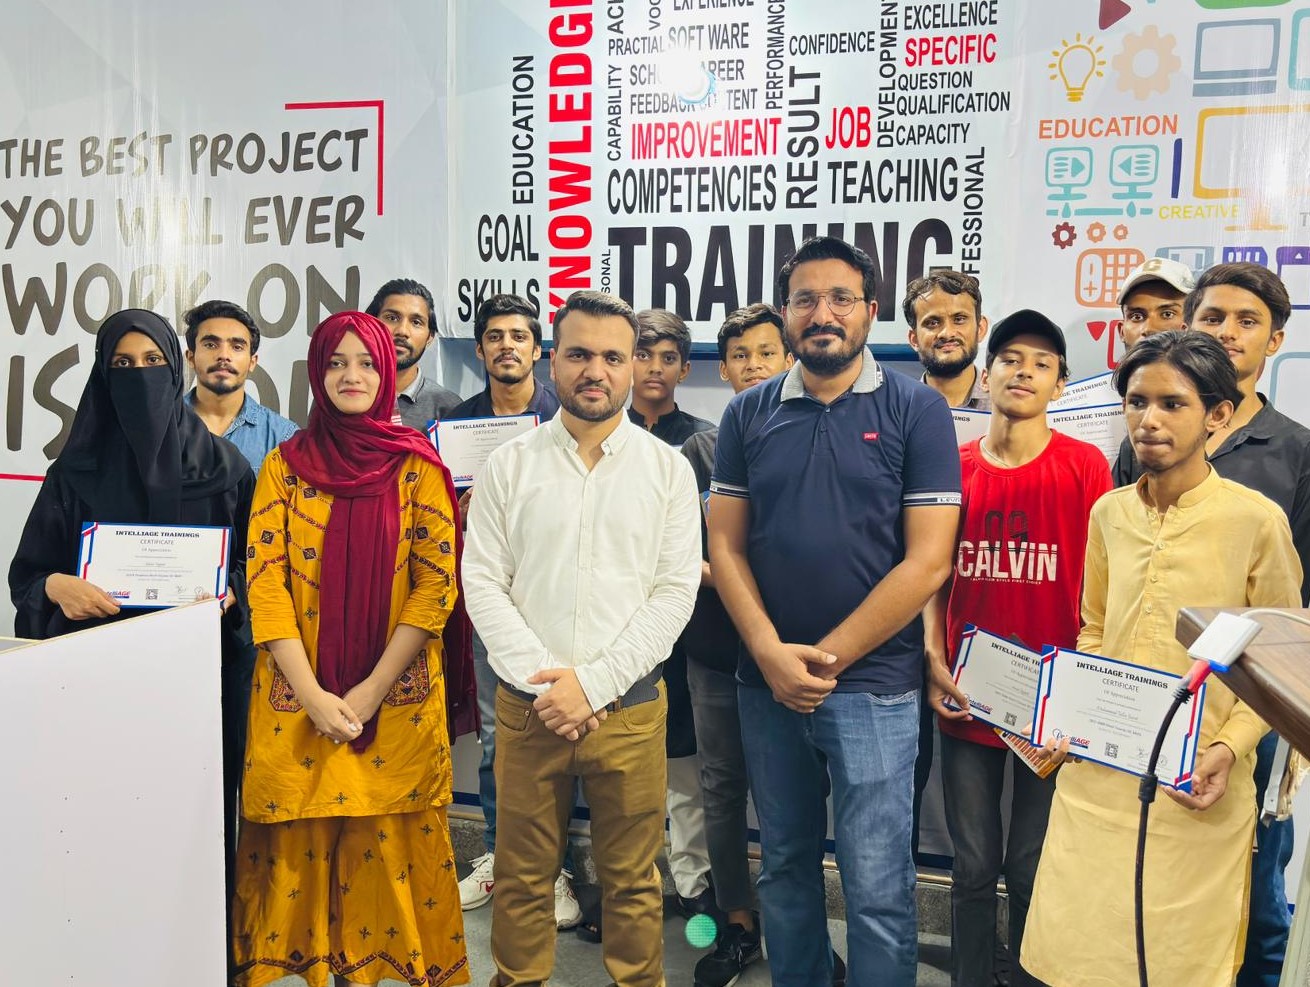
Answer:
[
  {"left": 1031, "top": 646, "right": 1206, "bottom": 791},
  {"left": 76, "top": 522, "right": 231, "bottom": 609},
  {"left": 428, "top": 414, "right": 539, "bottom": 488},
  {"left": 948, "top": 624, "right": 1043, "bottom": 734}
]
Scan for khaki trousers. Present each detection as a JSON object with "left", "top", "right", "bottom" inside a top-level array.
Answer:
[{"left": 490, "top": 684, "right": 667, "bottom": 987}]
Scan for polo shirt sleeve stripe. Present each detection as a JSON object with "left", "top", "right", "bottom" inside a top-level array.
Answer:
[
  {"left": 710, "top": 390, "right": 751, "bottom": 500},
  {"left": 709, "top": 479, "right": 750, "bottom": 499},
  {"left": 904, "top": 490, "right": 962, "bottom": 507}
]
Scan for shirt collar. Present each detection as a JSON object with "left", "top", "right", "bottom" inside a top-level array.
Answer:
[
  {"left": 399, "top": 367, "right": 425, "bottom": 401},
  {"left": 780, "top": 350, "right": 882, "bottom": 401},
  {"left": 918, "top": 366, "right": 986, "bottom": 407},
  {"left": 1238, "top": 394, "right": 1278, "bottom": 440},
  {"left": 547, "top": 411, "right": 633, "bottom": 455},
  {"left": 184, "top": 389, "right": 255, "bottom": 426},
  {"left": 478, "top": 378, "right": 546, "bottom": 414},
  {"left": 1134, "top": 463, "right": 1222, "bottom": 512},
  {"left": 627, "top": 404, "right": 683, "bottom": 429}
]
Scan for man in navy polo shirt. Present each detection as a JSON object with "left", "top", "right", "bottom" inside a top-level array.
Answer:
[{"left": 708, "top": 235, "right": 961, "bottom": 987}]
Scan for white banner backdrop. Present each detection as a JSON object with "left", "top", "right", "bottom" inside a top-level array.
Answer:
[
  {"left": 6, "top": 0, "right": 1310, "bottom": 461},
  {"left": 447, "top": 0, "right": 1310, "bottom": 376}
]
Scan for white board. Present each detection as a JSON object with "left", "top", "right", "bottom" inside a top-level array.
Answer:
[{"left": 0, "top": 600, "right": 225, "bottom": 984}]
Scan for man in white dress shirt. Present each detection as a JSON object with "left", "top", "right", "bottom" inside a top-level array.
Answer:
[{"left": 463, "top": 289, "right": 701, "bottom": 987}]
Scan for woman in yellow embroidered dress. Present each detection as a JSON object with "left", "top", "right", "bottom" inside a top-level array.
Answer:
[{"left": 233, "top": 311, "right": 469, "bottom": 987}]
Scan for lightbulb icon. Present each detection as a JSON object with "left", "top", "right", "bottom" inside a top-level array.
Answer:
[{"left": 1049, "top": 34, "right": 1106, "bottom": 103}]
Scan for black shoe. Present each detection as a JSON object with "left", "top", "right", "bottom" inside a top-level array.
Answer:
[
  {"left": 693, "top": 914, "right": 762, "bottom": 987},
  {"left": 675, "top": 884, "right": 722, "bottom": 921},
  {"left": 832, "top": 950, "right": 846, "bottom": 987},
  {"left": 994, "top": 940, "right": 1012, "bottom": 986}
]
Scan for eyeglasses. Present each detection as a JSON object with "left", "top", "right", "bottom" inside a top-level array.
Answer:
[{"left": 785, "top": 289, "right": 866, "bottom": 316}]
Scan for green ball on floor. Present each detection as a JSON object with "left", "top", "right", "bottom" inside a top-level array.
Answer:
[{"left": 685, "top": 912, "right": 717, "bottom": 948}]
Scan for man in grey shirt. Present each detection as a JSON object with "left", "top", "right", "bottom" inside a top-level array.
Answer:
[
  {"left": 904, "top": 269, "right": 991, "bottom": 411},
  {"left": 365, "top": 278, "right": 461, "bottom": 429}
]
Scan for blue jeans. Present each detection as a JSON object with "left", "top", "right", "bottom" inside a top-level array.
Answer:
[
  {"left": 475, "top": 633, "right": 578, "bottom": 873},
  {"left": 940, "top": 732, "right": 1053, "bottom": 987},
  {"left": 1238, "top": 731, "right": 1294, "bottom": 987},
  {"left": 739, "top": 684, "right": 920, "bottom": 987}
]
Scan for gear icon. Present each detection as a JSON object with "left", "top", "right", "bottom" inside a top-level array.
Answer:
[
  {"left": 1111, "top": 25, "right": 1181, "bottom": 100},
  {"left": 1052, "top": 222, "right": 1077, "bottom": 250},
  {"left": 1087, "top": 222, "right": 1107, "bottom": 243},
  {"left": 1113, "top": 223, "right": 1130, "bottom": 241}
]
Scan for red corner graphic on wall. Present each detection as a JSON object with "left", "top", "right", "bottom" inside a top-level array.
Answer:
[
  {"left": 1099, "top": 0, "right": 1131, "bottom": 30},
  {"left": 284, "top": 100, "right": 385, "bottom": 216}
]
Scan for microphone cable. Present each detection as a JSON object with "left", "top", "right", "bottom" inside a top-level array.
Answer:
[{"left": 1135, "top": 658, "right": 1211, "bottom": 987}]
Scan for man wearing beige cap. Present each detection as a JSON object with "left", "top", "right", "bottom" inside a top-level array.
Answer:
[
  {"left": 1112, "top": 258, "right": 1197, "bottom": 486},
  {"left": 1116, "top": 257, "right": 1195, "bottom": 351}
]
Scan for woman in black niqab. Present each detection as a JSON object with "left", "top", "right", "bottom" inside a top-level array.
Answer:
[{"left": 8, "top": 308, "right": 254, "bottom": 639}]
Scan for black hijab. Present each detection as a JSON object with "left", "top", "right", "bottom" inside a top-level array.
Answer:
[{"left": 57, "top": 309, "right": 248, "bottom": 523}]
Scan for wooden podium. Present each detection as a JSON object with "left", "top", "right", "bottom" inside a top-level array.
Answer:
[{"left": 1176, "top": 607, "right": 1310, "bottom": 987}]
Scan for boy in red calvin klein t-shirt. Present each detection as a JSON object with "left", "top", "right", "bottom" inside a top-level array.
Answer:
[{"left": 924, "top": 309, "right": 1112, "bottom": 987}]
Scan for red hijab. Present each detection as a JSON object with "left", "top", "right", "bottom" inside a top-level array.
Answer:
[{"left": 280, "top": 311, "right": 474, "bottom": 751}]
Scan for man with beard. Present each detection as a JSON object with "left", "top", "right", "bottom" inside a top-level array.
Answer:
[
  {"left": 446, "top": 294, "right": 577, "bottom": 930},
  {"left": 447, "top": 293, "right": 559, "bottom": 424},
  {"left": 463, "top": 289, "right": 700, "bottom": 987},
  {"left": 904, "top": 269, "right": 991, "bottom": 411},
  {"left": 709, "top": 236, "right": 961, "bottom": 987},
  {"left": 183, "top": 299, "right": 297, "bottom": 472},
  {"left": 365, "top": 277, "right": 461, "bottom": 429},
  {"left": 901, "top": 270, "right": 990, "bottom": 906}
]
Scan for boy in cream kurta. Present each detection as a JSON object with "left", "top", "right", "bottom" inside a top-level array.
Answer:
[{"left": 1022, "top": 331, "right": 1301, "bottom": 986}]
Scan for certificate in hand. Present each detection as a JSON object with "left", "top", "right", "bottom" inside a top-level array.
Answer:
[
  {"left": 948, "top": 624, "right": 1043, "bottom": 733},
  {"left": 429, "top": 414, "right": 539, "bottom": 488},
  {"left": 1032, "top": 647, "right": 1206, "bottom": 790},
  {"left": 77, "top": 522, "right": 231, "bottom": 609}
]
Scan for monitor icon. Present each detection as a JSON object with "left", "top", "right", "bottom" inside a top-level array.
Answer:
[
  {"left": 1276, "top": 246, "right": 1310, "bottom": 310},
  {"left": 1268, "top": 351, "right": 1310, "bottom": 429},
  {"left": 1223, "top": 246, "right": 1269, "bottom": 264},
  {"left": 1156, "top": 246, "right": 1215, "bottom": 269},
  {"left": 1193, "top": 19, "right": 1281, "bottom": 97},
  {"left": 1195, "top": 105, "right": 1310, "bottom": 229},
  {"left": 1291, "top": 10, "right": 1310, "bottom": 90},
  {"left": 1109, "top": 145, "right": 1159, "bottom": 199},
  {"left": 1046, "top": 147, "right": 1094, "bottom": 201}
]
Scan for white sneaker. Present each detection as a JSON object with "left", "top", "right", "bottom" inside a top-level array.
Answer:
[
  {"left": 554, "top": 871, "right": 582, "bottom": 929},
  {"left": 459, "top": 852, "right": 495, "bottom": 910}
]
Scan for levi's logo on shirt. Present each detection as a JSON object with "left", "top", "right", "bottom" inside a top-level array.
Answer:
[{"left": 863, "top": 431, "right": 879, "bottom": 442}]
